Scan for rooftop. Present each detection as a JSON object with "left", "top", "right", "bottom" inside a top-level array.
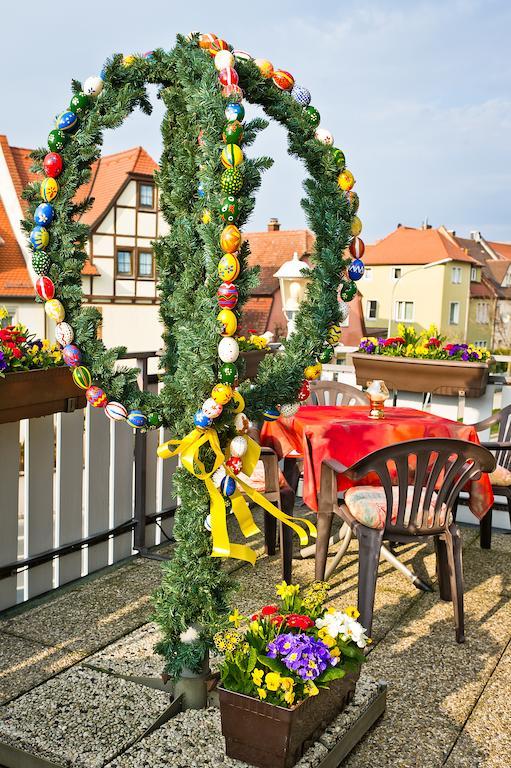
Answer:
[{"left": 365, "top": 225, "right": 477, "bottom": 266}]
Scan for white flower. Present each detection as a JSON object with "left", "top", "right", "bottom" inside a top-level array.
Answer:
[
  {"left": 180, "top": 626, "right": 200, "bottom": 644},
  {"left": 316, "top": 611, "right": 369, "bottom": 649}
]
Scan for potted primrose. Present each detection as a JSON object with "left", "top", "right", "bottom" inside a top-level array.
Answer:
[{"left": 215, "top": 580, "right": 369, "bottom": 768}]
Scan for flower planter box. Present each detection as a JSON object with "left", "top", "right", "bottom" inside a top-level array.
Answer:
[
  {"left": 352, "top": 353, "right": 489, "bottom": 398},
  {"left": 0, "top": 367, "right": 86, "bottom": 424},
  {"left": 219, "top": 670, "right": 360, "bottom": 768},
  {"left": 240, "top": 349, "right": 273, "bottom": 380}
]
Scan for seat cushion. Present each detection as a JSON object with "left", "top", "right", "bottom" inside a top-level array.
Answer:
[
  {"left": 488, "top": 464, "right": 511, "bottom": 486},
  {"left": 344, "top": 485, "right": 446, "bottom": 530},
  {"left": 239, "top": 461, "right": 290, "bottom": 493}
]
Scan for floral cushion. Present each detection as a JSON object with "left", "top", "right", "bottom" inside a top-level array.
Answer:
[
  {"left": 344, "top": 485, "right": 447, "bottom": 530},
  {"left": 488, "top": 464, "right": 511, "bottom": 486}
]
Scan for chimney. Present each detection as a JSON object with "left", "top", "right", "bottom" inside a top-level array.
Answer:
[
  {"left": 470, "top": 230, "right": 482, "bottom": 242},
  {"left": 268, "top": 217, "right": 280, "bottom": 232}
]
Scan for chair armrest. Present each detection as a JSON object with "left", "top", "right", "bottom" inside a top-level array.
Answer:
[
  {"left": 323, "top": 457, "right": 350, "bottom": 476},
  {"left": 259, "top": 446, "right": 276, "bottom": 455},
  {"left": 481, "top": 441, "right": 511, "bottom": 452},
  {"left": 472, "top": 412, "right": 502, "bottom": 433}
]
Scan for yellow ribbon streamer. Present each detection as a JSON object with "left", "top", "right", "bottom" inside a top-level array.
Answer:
[{"left": 157, "top": 427, "right": 316, "bottom": 564}]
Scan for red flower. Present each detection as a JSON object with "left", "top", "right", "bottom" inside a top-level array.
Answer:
[
  {"left": 261, "top": 605, "right": 279, "bottom": 616},
  {"left": 270, "top": 615, "right": 284, "bottom": 625},
  {"left": 11, "top": 348, "right": 22, "bottom": 359},
  {"left": 285, "top": 614, "right": 314, "bottom": 630},
  {"left": 251, "top": 613, "right": 259, "bottom": 621},
  {"left": 248, "top": 328, "right": 257, "bottom": 335},
  {"left": 426, "top": 337, "right": 441, "bottom": 348}
]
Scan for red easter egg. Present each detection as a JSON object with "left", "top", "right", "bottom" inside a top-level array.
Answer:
[
  {"left": 218, "top": 67, "right": 239, "bottom": 87},
  {"left": 226, "top": 456, "right": 243, "bottom": 475},
  {"left": 43, "top": 152, "right": 63, "bottom": 178},
  {"left": 209, "top": 38, "right": 229, "bottom": 56},
  {"left": 86, "top": 386, "right": 107, "bottom": 408},
  {"left": 222, "top": 84, "right": 244, "bottom": 101},
  {"left": 62, "top": 344, "right": 82, "bottom": 367},
  {"left": 349, "top": 237, "right": 365, "bottom": 259},
  {"left": 35, "top": 276, "right": 55, "bottom": 300},
  {"left": 272, "top": 70, "right": 294, "bottom": 90},
  {"left": 297, "top": 380, "right": 311, "bottom": 402},
  {"left": 217, "top": 282, "right": 239, "bottom": 310}
]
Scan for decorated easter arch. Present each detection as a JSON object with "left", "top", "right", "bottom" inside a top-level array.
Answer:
[{"left": 24, "top": 33, "right": 365, "bottom": 677}]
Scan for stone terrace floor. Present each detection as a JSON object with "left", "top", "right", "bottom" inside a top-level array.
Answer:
[{"left": 1, "top": 511, "right": 511, "bottom": 767}]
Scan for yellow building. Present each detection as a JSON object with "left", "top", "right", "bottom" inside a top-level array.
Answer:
[{"left": 359, "top": 224, "right": 477, "bottom": 342}]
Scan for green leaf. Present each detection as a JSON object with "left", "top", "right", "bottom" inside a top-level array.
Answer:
[
  {"left": 318, "top": 666, "right": 346, "bottom": 683},
  {"left": 257, "top": 654, "right": 285, "bottom": 673},
  {"left": 247, "top": 647, "right": 258, "bottom": 673}
]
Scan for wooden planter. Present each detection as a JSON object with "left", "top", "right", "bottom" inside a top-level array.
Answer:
[
  {"left": 352, "top": 353, "right": 489, "bottom": 397},
  {"left": 219, "top": 670, "right": 360, "bottom": 768},
  {"left": 0, "top": 367, "right": 86, "bottom": 424},
  {"left": 240, "top": 349, "right": 273, "bottom": 380}
]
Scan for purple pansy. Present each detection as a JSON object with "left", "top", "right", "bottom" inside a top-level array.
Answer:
[
  {"left": 266, "top": 632, "right": 334, "bottom": 680},
  {"left": 0, "top": 350, "right": 7, "bottom": 372}
]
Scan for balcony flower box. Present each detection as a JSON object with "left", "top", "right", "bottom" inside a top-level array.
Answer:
[
  {"left": 240, "top": 349, "right": 273, "bottom": 380},
  {"left": 0, "top": 367, "right": 86, "bottom": 424},
  {"left": 352, "top": 352, "right": 489, "bottom": 397},
  {"left": 219, "top": 670, "right": 360, "bottom": 768}
]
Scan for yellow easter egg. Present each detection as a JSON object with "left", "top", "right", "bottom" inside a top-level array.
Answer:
[
  {"left": 218, "top": 253, "right": 240, "bottom": 281},
  {"left": 231, "top": 390, "right": 245, "bottom": 413},
  {"left": 304, "top": 364, "right": 321, "bottom": 381},
  {"left": 254, "top": 58, "right": 274, "bottom": 79},
  {"left": 351, "top": 216, "right": 362, "bottom": 237},
  {"left": 217, "top": 309, "right": 237, "bottom": 337},
  {"left": 221, "top": 144, "right": 244, "bottom": 169},
  {"left": 122, "top": 54, "right": 136, "bottom": 67},
  {"left": 327, "top": 324, "right": 342, "bottom": 345},
  {"left": 44, "top": 299, "right": 65, "bottom": 323},
  {"left": 40, "top": 177, "right": 59, "bottom": 202},
  {"left": 212, "top": 383, "right": 233, "bottom": 405},
  {"left": 337, "top": 169, "right": 355, "bottom": 191},
  {"left": 202, "top": 209, "right": 211, "bottom": 224},
  {"left": 220, "top": 224, "right": 242, "bottom": 253}
]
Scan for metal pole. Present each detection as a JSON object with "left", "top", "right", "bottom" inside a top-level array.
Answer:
[{"left": 134, "top": 356, "right": 149, "bottom": 551}]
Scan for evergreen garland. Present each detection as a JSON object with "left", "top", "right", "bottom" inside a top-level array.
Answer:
[{"left": 23, "top": 34, "right": 357, "bottom": 677}]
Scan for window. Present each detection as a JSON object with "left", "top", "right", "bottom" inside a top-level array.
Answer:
[
  {"left": 363, "top": 267, "right": 372, "bottom": 281},
  {"left": 449, "top": 302, "right": 460, "bottom": 324},
  {"left": 451, "top": 266, "right": 462, "bottom": 284},
  {"left": 474, "top": 340, "right": 487, "bottom": 348},
  {"left": 503, "top": 269, "right": 511, "bottom": 288},
  {"left": 137, "top": 249, "right": 154, "bottom": 278},
  {"left": 1, "top": 309, "right": 15, "bottom": 328},
  {"left": 138, "top": 183, "right": 154, "bottom": 209},
  {"left": 116, "top": 248, "right": 133, "bottom": 276},
  {"left": 476, "top": 302, "right": 489, "bottom": 324},
  {"left": 471, "top": 266, "right": 479, "bottom": 282},
  {"left": 366, "top": 300, "right": 377, "bottom": 320},
  {"left": 391, "top": 267, "right": 402, "bottom": 280},
  {"left": 395, "top": 301, "right": 414, "bottom": 321}
]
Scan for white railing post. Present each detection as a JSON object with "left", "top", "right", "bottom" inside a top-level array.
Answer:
[
  {"left": 0, "top": 422, "right": 20, "bottom": 610},
  {"left": 25, "top": 415, "right": 54, "bottom": 598},
  {"left": 56, "top": 409, "right": 85, "bottom": 586}
]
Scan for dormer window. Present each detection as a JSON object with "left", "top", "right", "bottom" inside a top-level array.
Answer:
[
  {"left": 503, "top": 268, "right": 511, "bottom": 288},
  {"left": 139, "top": 183, "right": 155, "bottom": 209}
]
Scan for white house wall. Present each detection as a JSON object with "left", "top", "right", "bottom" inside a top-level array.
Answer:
[{"left": 100, "top": 303, "right": 162, "bottom": 350}]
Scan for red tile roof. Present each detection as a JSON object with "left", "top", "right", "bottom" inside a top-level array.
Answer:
[
  {"left": 485, "top": 259, "right": 511, "bottom": 285},
  {"left": 0, "top": 197, "right": 33, "bottom": 296},
  {"left": 244, "top": 228, "right": 315, "bottom": 296},
  {"left": 470, "top": 277, "right": 497, "bottom": 299},
  {"left": 364, "top": 226, "right": 476, "bottom": 266},
  {"left": 488, "top": 241, "right": 511, "bottom": 260},
  {"left": 241, "top": 297, "right": 274, "bottom": 334}
]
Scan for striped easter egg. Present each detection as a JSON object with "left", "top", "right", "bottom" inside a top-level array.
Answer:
[
  {"left": 208, "top": 38, "right": 229, "bottom": 56},
  {"left": 220, "top": 144, "right": 243, "bottom": 169},
  {"left": 127, "top": 410, "right": 147, "bottom": 428},
  {"left": 263, "top": 407, "right": 280, "bottom": 421},
  {"left": 72, "top": 366, "right": 92, "bottom": 390},
  {"left": 40, "top": 177, "right": 59, "bottom": 202},
  {"left": 218, "top": 67, "right": 239, "bottom": 87},
  {"left": 44, "top": 299, "right": 65, "bottom": 322},
  {"left": 220, "top": 475, "right": 236, "bottom": 497},
  {"left": 62, "top": 344, "right": 82, "bottom": 367},
  {"left": 35, "top": 276, "right": 55, "bottom": 300},
  {"left": 217, "top": 282, "right": 238, "bottom": 310},
  {"left": 349, "top": 237, "right": 365, "bottom": 259},
  {"left": 56, "top": 111, "right": 78, "bottom": 132},
  {"left": 105, "top": 401, "right": 128, "bottom": 421},
  {"left": 86, "top": 386, "right": 107, "bottom": 408},
  {"left": 55, "top": 322, "right": 74, "bottom": 346},
  {"left": 272, "top": 70, "right": 294, "bottom": 90},
  {"left": 30, "top": 226, "right": 49, "bottom": 250}
]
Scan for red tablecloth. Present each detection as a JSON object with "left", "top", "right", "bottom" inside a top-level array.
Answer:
[{"left": 261, "top": 406, "right": 494, "bottom": 518}]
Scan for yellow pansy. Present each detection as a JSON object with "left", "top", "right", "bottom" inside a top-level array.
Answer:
[
  {"left": 0, "top": 306, "right": 8, "bottom": 320},
  {"left": 265, "top": 672, "right": 281, "bottom": 691},
  {"left": 345, "top": 605, "right": 360, "bottom": 619},
  {"left": 229, "top": 608, "right": 243, "bottom": 627},
  {"left": 305, "top": 681, "right": 319, "bottom": 696},
  {"left": 280, "top": 677, "right": 294, "bottom": 693},
  {"left": 330, "top": 647, "right": 340, "bottom": 658},
  {"left": 252, "top": 668, "right": 264, "bottom": 687},
  {"left": 284, "top": 690, "right": 295, "bottom": 705},
  {"left": 321, "top": 633, "right": 336, "bottom": 649},
  {"left": 249, "top": 620, "right": 260, "bottom": 633},
  {"left": 257, "top": 688, "right": 267, "bottom": 700}
]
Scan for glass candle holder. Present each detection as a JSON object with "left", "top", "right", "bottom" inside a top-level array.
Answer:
[{"left": 366, "top": 379, "right": 389, "bottom": 419}]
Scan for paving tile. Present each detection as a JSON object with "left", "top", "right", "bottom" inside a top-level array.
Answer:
[
  {"left": 0, "top": 632, "right": 82, "bottom": 705},
  {"left": 0, "top": 665, "right": 171, "bottom": 768},
  {"left": 86, "top": 623, "right": 163, "bottom": 679}
]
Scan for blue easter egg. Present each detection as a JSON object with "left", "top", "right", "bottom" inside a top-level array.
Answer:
[
  {"left": 143, "top": 51, "right": 155, "bottom": 60},
  {"left": 263, "top": 407, "right": 281, "bottom": 422},
  {"left": 225, "top": 102, "right": 245, "bottom": 122},
  {"left": 220, "top": 475, "right": 236, "bottom": 497},
  {"left": 30, "top": 225, "right": 49, "bottom": 250},
  {"left": 127, "top": 410, "right": 147, "bottom": 428},
  {"left": 197, "top": 183, "right": 205, "bottom": 198},
  {"left": 34, "top": 203, "right": 55, "bottom": 227},
  {"left": 194, "top": 409, "right": 212, "bottom": 430},
  {"left": 291, "top": 84, "right": 311, "bottom": 107},
  {"left": 57, "top": 111, "right": 78, "bottom": 132},
  {"left": 348, "top": 259, "right": 365, "bottom": 281}
]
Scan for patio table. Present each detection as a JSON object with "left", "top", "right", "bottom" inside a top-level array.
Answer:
[{"left": 261, "top": 405, "right": 494, "bottom": 518}]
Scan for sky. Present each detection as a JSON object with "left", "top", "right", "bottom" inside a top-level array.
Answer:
[{"left": 2, "top": 0, "right": 510, "bottom": 243}]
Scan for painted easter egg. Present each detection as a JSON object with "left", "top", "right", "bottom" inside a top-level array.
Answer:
[
  {"left": 202, "top": 398, "right": 223, "bottom": 419},
  {"left": 48, "top": 130, "right": 67, "bottom": 152},
  {"left": 34, "top": 203, "right": 55, "bottom": 227},
  {"left": 32, "top": 252, "right": 51, "bottom": 275},
  {"left": 226, "top": 455, "right": 243, "bottom": 474},
  {"left": 231, "top": 390, "right": 245, "bottom": 413},
  {"left": 221, "top": 84, "right": 243, "bottom": 101},
  {"left": 263, "top": 407, "right": 280, "bottom": 421},
  {"left": 349, "top": 237, "right": 365, "bottom": 259},
  {"left": 220, "top": 475, "right": 237, "bottom": 497},
  {"left": 212, "top": 383, "right": 233, "bottom": 405},
  {"left": 218, "top": 67, "right": 239, "bottom": 87},
  {"left": 56, "top": 111, "right": 78, "bottom": 132},
  {"left": 197, "top": 182, "right": 205, "bottom": 198},
  {"left": 44, "top": 299, "right": 65, "bottom": 322},
  {"left": 327, "top": 324, "right": 343, "bottom": 344},
  {"left": 105, "top": 401, "right": 128, "bottom": 421},
  {"left": 345, "top": 190, "right": 359, "bottom": 213},
  {"left": 219, "top": 362, "right": 237, "bottom": 384},
  {"left": 220, "top": 224, "right": 242, "bottom": 253},
  {"left": 147, "top": 412, "right": 162, "bottom": 428},
  {"left": 40, "top": 177, "right": 59, "bottom": 202},
  {"left": 218, "top": 253, "right": 240, "bottom": 281},
  {"left": 209, "top": 38, "right": 229, "bottom": 56},
  {"left": 72, "top": 366, "right": 92, "bottom": 389},
  {"left": 291, "top": 85, "right": 311, "bottom": 106},
  {"left": 69, "top": 92, "right": 90, "bottom": 116},
  {"left": 348, "top": 259, "right": 365, "bottom": 281},
  {"left": 319, "top": 347, "right": 334, "bottom": 364},
  {"left": 223, "top": 120, "right": 244, "bottom": 145},
  {"left": 220, "top": 195, "right": 239, "bottom": 224},
  {"left": 218, "top": 336, "right": 239, "bottom": 363},
  {"left": 234, "top": 412, "right": 250, "bottom": 434},
  {"left": 214, "top": 50, "right": 235, "bottom": 70},
  {"left": 62, "top": 344, "right": 82, "bottom": 367},
  {"left": 340, "top": 281, "right": 358, "bottom": 302},
  {"left": 338, "top": 169, "right": 355, "bottom": 191},
  {"left": 198, "top": 32, "right": 218, "bottom": 49},
  {"left": 55, "top": 322, "right": 74, "bottom": 346},
  {"left": 217, "top": 309, "right": 237, "bottom": 337},
  {"left": 233, "top": 50, "right": 252, "bottom": 61},
  {"left": 221, "top": 144, "right": 243, "bottom": 169},
  {"left": 221, "top": 168, "right": 244, "bottom": 195},
  {"left": 127, "top": 409, "right": 147, "bottom": 428},
  {"left": 280, "top": 402, "right": 300, "bottom": 418},
  {"left": 43, "top": 152, "right": 63, "bottom": 178},
  {"left": 304, "top": 106, "right": 321, "bottom": 126},
  {"left": 83, "top": 76, "right": 104, "bottom": 97},
  {"left": 194, "top": 409, "right": 213, "bottom": 430},
  {"left": 254, "top": 58, "right": 274, "bottom": 78},
  {"left": 331, "top": 147, "right": 346, "bottom": 170},
  {"left": 304, "top": 363, "right": 322, "bottom": 380},
  {"left": 225, "top": 102, "right": 245, "bottom": 122},
  {"left": 351, "top": 216, "right": 363, "bottom": 237},
  {"left": 86, "top": 386, "right": 107, "bottom": 408},
  {"left": 272, "top": 70, "right": 294, "bottom": 90},
  {"left": 30, "top": 226, "right": 49, "bottom": 250},
  {"left": 217, "top": 282, "right": 239, "bottom": 309},
  {"left": 35, "top": 276, "right": 55, "bottom": 300},
  {"left": 315, "top": 128, "right": 334, "bottom": 145},
  {"left": 298, "top": 380, "right": 311, "bottom": 401},
  {"left": 230, "top": 435, "right": 248, "bottom": 457}
]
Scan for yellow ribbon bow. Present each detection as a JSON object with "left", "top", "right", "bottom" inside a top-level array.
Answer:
[{"left": 157, "top": 427, "right": 316, "bottom": 564}]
